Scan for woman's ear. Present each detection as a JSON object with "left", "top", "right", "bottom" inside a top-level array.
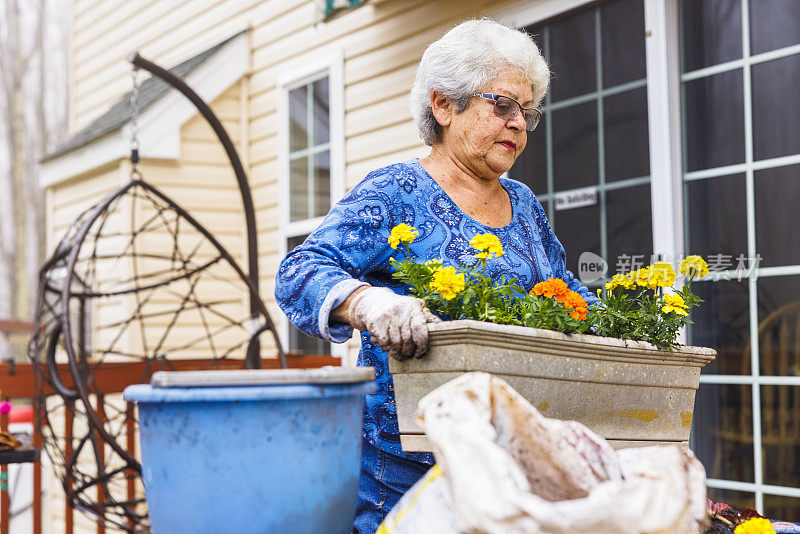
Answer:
[{"left": 430, "top": 90, "right": 452, "bottom": 128}]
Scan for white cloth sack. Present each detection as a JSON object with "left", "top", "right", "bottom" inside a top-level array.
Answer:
[{"left": 378, "top": 372, "right": 708, "bottom": 534}]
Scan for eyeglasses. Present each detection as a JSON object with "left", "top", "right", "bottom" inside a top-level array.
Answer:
[{"left": 472, "top": 92, "right": 542, "bottom": 131}]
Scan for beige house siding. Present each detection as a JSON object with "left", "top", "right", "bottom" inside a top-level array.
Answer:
[
  {"left": 47, "top": 0, "right": 532, "bottom": 530},
  {"left": 64, "top": 0, "right": 523, "bottom": 345}
]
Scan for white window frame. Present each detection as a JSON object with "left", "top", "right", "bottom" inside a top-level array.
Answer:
[
  {"left": 493, "top": 0, "right": 800, "bottom": 511},
  {"left": 491, "top": 0, "right": 682, "bottom": 262},
  {"left": 277, "top": 49, "right": 346, "bottom": 358},
  {"left": 671, "top": 0, "right": 800, "bottom": 510}
]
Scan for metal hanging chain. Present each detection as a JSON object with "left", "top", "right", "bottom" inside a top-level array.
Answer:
[{"left": 129, "top": 65, "right": 141, "bottom": 179}]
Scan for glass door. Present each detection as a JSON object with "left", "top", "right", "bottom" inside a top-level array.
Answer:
[
  {"left": 513, "top": 0, "right": 653, "bottom": 283},
  {"left": 680, "top": 0, "right": 800, "bottom": 516}
]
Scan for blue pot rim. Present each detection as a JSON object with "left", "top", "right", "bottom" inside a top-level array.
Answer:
[{"left": 123, "top": 381, "right": 376, "bottom": 403}]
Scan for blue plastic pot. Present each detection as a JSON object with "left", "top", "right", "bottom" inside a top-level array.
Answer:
[{"left": 124, "top": 367, "right": 375, "bottom": 534}]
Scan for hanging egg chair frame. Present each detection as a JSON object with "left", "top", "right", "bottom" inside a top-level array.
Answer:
[
  {"left": 28, "top": 53, "right": 289, "bottom": 532},
  {"left": 127, "top": 52, "right": 287, "bottom": 370}
]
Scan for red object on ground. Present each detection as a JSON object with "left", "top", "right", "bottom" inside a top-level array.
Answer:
[{"left": 8, "top": 404, "right": 32, "bottom": 424}]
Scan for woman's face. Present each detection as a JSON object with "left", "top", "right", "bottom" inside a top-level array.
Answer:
[{"left": 441, "top": 68, "right": 534, "bottom": 180}]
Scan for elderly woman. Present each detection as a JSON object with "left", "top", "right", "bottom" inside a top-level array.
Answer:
[{"left": 275, "top": 19, "right": 595, "bottom": 533}]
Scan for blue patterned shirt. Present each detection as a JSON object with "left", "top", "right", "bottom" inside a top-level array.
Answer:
[{"left": 275, "top": 159, "right": 595, "bottom": 463}]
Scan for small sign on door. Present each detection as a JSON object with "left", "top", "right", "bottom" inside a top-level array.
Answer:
[{"left": 554, "top": 186, "right": 598, "bottom": 211}]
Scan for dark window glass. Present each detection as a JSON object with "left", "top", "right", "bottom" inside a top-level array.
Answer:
[
  {"left": 756, "top": 275, "right": 800, "bottom": 377},
  {"left": 552, "top": 101, "right": 598, "bottom": 190},
  {"left": 289, "top": 86, "right": 308, "bottom": 152},
  {"left": 705, "top": 488, "right": 756, "bottom": 514},
  {"left": 763, "top": 494, "right": 800, "bottom": 523},
  {"left": 606, "top": 184, "right": 652, "bottom": 272},
  {"left": 680, "top": 0, "right": 742, "bottom": 72},
  {"left": 312, "top": 77, "right": 330, "bottom": 145},
  {"left": 548, "top": 9, "right": 596, "bottom": 102},
  {"left": 685, "top": 174, "right": 748, "bottom": 261},
  {"left": 524, "top": 24, "right": 545, "bottom": 55},
  {"left": 314, "top": 151, "right": 331, "bottom": 218},
  {"left": 752, "top": 54, "right": 800, "bottom": 161},
  {"left": 749, "top": 0, "right": 800, "bottom": 55},
  {"left": 692, "top": 383, "right": 754, "bottom": 482},
  {"left": 551, "top": 203, "right": 600, "bottom": 275},
  {"left": 683, "top": 69, "right": 745, "bottom": 172},
  {"left": 754, "top": 164, "right": 800, "bottom": 267},
  {"left": 691, "top": 279, "right": 751, "bottom": 375},
  {"left": 287, "top": 235, "right": 307, "bottom": 250},
  {"left": 287, "top": 234, "right": 331, "bottom": 355},
  {"left": 290, "top": 156, "right": 309, "bottom": 222},
  {"left": 761, "top": 385, "right": 800, "bottom": 488},
  {"left": 510, "top": 126, "right": 547, "bottom": 195},
  {"left": 603, "top": 87, "right": 650, "bottom": 182},
  {"left": 601, "top": 0, "right": 646, "bottom": 87}
]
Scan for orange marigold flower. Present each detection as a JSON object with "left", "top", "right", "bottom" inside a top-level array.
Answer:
[
  {"left": 531, "top": 277, "right": 570, "bottom": 298},
  {"left": 569, "top": 306, "right": 589, "bottom": 321},
  {"left": 557, "top": 290, "right": 589, "bottom": 321}
]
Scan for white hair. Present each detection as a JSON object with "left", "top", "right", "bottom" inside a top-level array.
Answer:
[{"left": 410, "top": 19, "right": 550, "bottom": 146}]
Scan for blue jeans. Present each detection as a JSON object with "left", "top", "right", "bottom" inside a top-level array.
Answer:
[{"left": 352, "top": 439, "right": 431, "bottom": 534}]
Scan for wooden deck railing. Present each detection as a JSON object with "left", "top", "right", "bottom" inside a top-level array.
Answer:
[{"left": 0, "top": 319, "right": 340, "bottom": 533}]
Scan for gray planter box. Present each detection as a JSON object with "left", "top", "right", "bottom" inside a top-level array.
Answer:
[{"left": 389, "top": 320, "right": 716, "bottom": 452}]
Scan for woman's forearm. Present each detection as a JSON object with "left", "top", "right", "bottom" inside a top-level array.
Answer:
[{"left": 330, "top": 286, "right": 369, "bottom": 325}]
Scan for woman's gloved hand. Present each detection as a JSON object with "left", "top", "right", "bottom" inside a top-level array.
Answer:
[{"left": 347, "top": 287, "right": 440, "bottom": 361}]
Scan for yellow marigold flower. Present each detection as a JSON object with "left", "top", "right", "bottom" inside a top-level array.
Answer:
[
  {"left": 605, "top": 273, "right": 634, "bottom": 291},
  {"left": 679, "top": 255, "right": 709, "bottom": 278},
  {"left": 649, "top": 261, "right": 677, "bottom": 288},
  {"left": 734, "top": 518, "right": 776, "bottom": 534},
  {"left": 662, "top": 293, "right": 689, "bottom": 316},
  {"left": 388, "top": 224, "right": 419, "bottom": 249},
  {"left": 470, "top": 233, "right": 504, "bottom": 258},
  {"left": 531, "top": 277, "right": 570, "bottom": 298},
  {"left": 628, "top": 267, "right": 653, "bottom": 287},
  {"left": 429, "top": 266, "right": 465, "bottom": 300}
]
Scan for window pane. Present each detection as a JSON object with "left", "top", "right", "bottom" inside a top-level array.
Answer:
[
  {"left": 548, "top": 9, "right": 596, "bottom": 102},
  {"left": 761, "top": 385, "right": 800, "bottom": 488},
  {"left": 312, "top": 77, "right": 330, "bottom": 145},
  {"left": 601, "top": 0, "right": 646, "bottom": 87},
  {"left": 605, "top": 184, "right": 652, "bottom": 273},
  {"left": 289, "top": 86, "right": 308, "bottom": 152},
  {"left": 692, "top": 383, "right": 754, "bottom": 483},
  {"left": 288, "top": 323, "right": 329, "bottom": 356},
  {"left": 551, "top": 203, "right": 600, "bottom": 276},
  {"left": 685, "top": 174, "right": 748, "bottom": 261},
  {"left": 287, "top": 235, "right": 307, "bottom": 250},
  {"left": 510, "top": 126, "right": 547, "bottom": 195},
  {"left": 706, "top": 488, "right": 756, "bottom": 513},
  {"left": 756, "top": 275, "right": 800, "bottom": 377},
  {"left": 683, "top": 69, "right": 745, "bottom": 172},
  {"left": 313, "top": 151, "right": 331, "bottom": 218},
  {"left": 290, "top": 156, "right": 309, "bottom": 222},
  {"left": 287, "top": 234, "right": 331, "bottom": 355},
  {"left": 749, "top": 0, "right": 800, "bottom": 55},
  {"left": 680, "top": 0, "right": 742, "bottom": 72},
  {"left": 691, "top": 279, "right": 751, "bottom": 375},
  {"left": 526, "top": 25, "right": 546, "bottom": 58},
  {"left": 603, "top": 87, "right": 650, "bottom": 182},
  {"left": 552, "top": 101, "right": 598, "bottom": 190},
  {"left": 754, "top": 164, "right": 800, "bottom": 267},
  {"left": 763, "top": 494, "right": 800, "bottom": 523},
  {"left": 752, "top": 54, "right": 800, "bottom": 161}
]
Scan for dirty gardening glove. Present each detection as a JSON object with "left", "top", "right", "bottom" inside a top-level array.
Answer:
[{"left": 347, "top": 287, "right": 440, "bottom": 361}]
